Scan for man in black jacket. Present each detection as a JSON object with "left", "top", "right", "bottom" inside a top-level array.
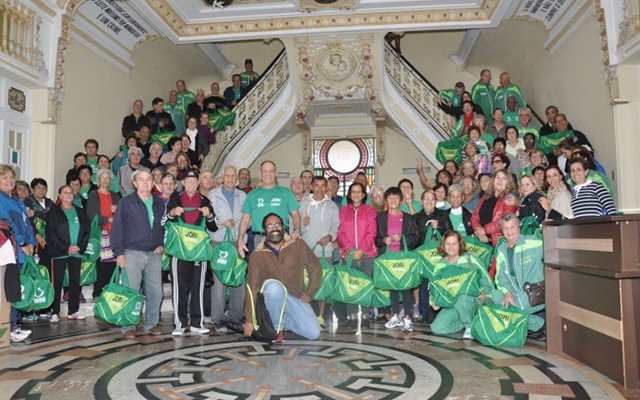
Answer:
[{"left": 111, "top": 170, "right": 166, "bottom": 339}]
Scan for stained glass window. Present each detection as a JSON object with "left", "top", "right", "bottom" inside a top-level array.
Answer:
[{"left": 313, "top": 137, "right": 376, "bottom": 196}]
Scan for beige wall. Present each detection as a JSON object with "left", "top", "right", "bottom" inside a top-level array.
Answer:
[
  {"left": 467, "top": 18, "right": 616, "bottom": 188},
  {"left": 53, "top": 38, "right": 220, "bottom": 189},
  {"left": 249, "top": 127, "right": 434, "bottom": 191}
]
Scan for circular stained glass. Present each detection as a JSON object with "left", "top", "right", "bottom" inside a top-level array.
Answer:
[{"left": 326, "top": 140, "right": 361, "bottom": 174}]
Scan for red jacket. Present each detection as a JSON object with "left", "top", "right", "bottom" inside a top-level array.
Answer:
[
  {"left": 337, "top": 204, "right": 378, "bottom": 257},
  {"left": 470, "top": 195, "right": 518, "bottom": 246}
]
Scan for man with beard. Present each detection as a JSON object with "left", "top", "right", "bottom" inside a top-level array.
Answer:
[{"left": 243, "top": 213, "right": 322, "bottom": 343}]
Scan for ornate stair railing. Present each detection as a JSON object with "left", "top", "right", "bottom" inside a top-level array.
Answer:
[
  {"left": 202, "top": 48, "right": 289, "bottom": 174},
  {"left": 384, "top": 42, "right": 451, "bottom": 142}
]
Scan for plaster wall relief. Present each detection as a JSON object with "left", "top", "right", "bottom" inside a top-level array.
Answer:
[
  {"left": 294, "top": 34, "right": 385, "bottom": 123},
  {"left": 595, "top": 0, "right": 619, "bottom": 103},
  {"left": 618, "top": 0, "right": 640, "bottom": 47}
]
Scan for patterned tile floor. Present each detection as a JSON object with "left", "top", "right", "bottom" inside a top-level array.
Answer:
[{"left": 0, "top": 314, "right": 632, "bottom": 400}]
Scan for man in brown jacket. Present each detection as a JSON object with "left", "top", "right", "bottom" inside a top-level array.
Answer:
[{"left": 244, "top": 213, "right": 322, "bottom": 342}]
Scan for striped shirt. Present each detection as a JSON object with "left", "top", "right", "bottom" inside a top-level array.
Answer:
[{"left": 570, "top": 181, "right": 616, "bottom": 218}]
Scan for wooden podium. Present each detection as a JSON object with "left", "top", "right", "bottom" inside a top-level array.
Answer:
[{"left": 543, "top": 216, "right": 640, "bottom": 389}]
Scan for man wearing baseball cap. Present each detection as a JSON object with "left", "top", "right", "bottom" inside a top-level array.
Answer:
[
  {"left": 164, "top": 169, "right": 218, "bottom": 336},
  {"left": 240, "top": 58, "right": 260, "bottom": 89}
]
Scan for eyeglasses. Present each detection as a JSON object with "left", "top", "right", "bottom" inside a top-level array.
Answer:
[
  {"left": 265, "top": 223, "right": 283, "bottom": 230},
  {"left": 372, "top": 191, "right": 383, "bottom": 195},
  {"left": 492, "top": 160, "right": 504, "bottom": 164}
]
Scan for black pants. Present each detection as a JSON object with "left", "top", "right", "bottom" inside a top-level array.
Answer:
[
  {"left": 52, "top": 257, "right": 81, "bottom": 316},
  {"left": 171, "top": 258, "right": 207, "bottom": 329},
  {"left": 93, "top": 260, "right": 117, "bottom": 298},
  {"left": 390, "top": 289, "right": 413, "bottom": 316},
  {"left": 36, "top": 245, "right": 52, "bottom": 314}
]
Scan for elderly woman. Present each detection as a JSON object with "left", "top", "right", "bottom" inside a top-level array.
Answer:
[
  {"left": 487, "top": 108, "right": 507, "bottom": 139},
  {"left": 376, "top": 187, "right": 420, "bottom": 332},
  {"left": 142, "top": 142, "right": 164, "bottom": 171},
  {"left": 539, "top": 165, "right": 572, "bottom": 220},
  {"left": 437, "top": 184, "right": 474, "bottom": 237},
  {"left": 111, "top": 135, "right": 138, "bottom": 174},
  {"left": 461, "top": 175, "right": 480, "bottom": 212},
  {"left": 518, "top": 175, "right": 546, "bottom": 223},
  {"left": 86, "top": 168, "right": 122, "bottom": 299},
  {"left": 430, "top": 231, "right": 493, "bottom": 339},
  {"left": 0, "top": 165, "right": 35, "bottom": 342},
  {"left": 568, "top": 158, "right": 616, "bottom": 218},
  {"left": 505, "top": 126, "right": 525, "bottom": 157},
  {"left": 471, "top": 169, "right": 518, "bottom": 246},
  {"left": 46, "top": 185, "right": 90, "bottom": 322},
  {"left": 97, "top": 155, "right": 120, "bottom": 193},
  {"left": 337, "top": 182, "right": 377, "bottom": 327},
  {"left": 464, "top": 141, "right": 489, "bottom": 175},
  {"left": 468, "top": 126, "right": 490, "bottom": 158},
  {"left": 370, "top": 185, "right": 387, "bottom": 213},
  {"left": 160, "top": 137, "right": 182, "bottom": 165}
]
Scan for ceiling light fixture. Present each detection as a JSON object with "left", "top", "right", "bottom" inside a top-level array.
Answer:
[{"left": 204, "top": 0, "right": 234, "bottom": 8}]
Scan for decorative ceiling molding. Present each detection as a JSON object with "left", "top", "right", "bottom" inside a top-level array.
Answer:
[
  {"left": 140, "top": 0, "right": 505, "bottom": 41},
  {"left": 195, "top": 43, "right": 237, "bottom": 80}
]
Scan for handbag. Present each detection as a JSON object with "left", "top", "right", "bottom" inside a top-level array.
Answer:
[
  {"left": 373, "top": 235, "right": 422, "bottom": 290},
  {"left": 303, "top": 245, "right": 336, "bottom": 301},
  {"left": 247, "top": 279, "right": 286, "bottom": 342},
  {"left": 164, "top": 209, "right": 213, "bottom": 262},
  {"left": 463, "top": 235, "right": 494, "bottom": 270},
  {"left": 523, "top": 281, "right": 545, "bottom": 307},
  {"left": 12, "top": 265, "right": 36, "bottom": 312},
  {"left": 83, "top": 216, "right": 102, "bottom": 263},
  {"left": 519, "top": 215, "right": 543, "bottom": 240},
  {"left": 63, "top": 259, "right": 97, "bottom": 287},
  {"left": 415, "top": 225, "right": 443, "bottom": 279},
  {"left": 471, "top": 304, "right": 530, "bottom": 347},
  {"left": 210, "top": 227, "right": 247, "bottom": 287},
  {"left": 93, "top": 267, "right": 145, "bottom": 326},
  {"left": 23, "top": 256, "right": 54, "bottom": 311},
  {"left": 99, "top": 229, "right": 115, "bottom": 262},
  {"left": 330, "top": 254, "right": 374, "bottom": 307},
  {"left": 429, "top": 263, "right": 481, "bottom": 307}
]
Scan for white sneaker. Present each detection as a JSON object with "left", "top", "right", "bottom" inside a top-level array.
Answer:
[
  {"left": 190, "top": 326, "right": 210, "bottom": 334},
  {"left": 463, "top": 327, "right": 473, "bottom": 340},
  {"left": 384, "top": 315, "right": 404, "bottom": 329},
  {"left": 10, "top": 328, "right": 31, "bottom": 343},
  {"left": 67, "top": 312, "right": 85, "bottom": 320},
  {"left": 172, "top": 327, "right": 185, "bottom": 336},
  {"left": 403, "top": 318, "right": 414, "bottom": 332},
  {"left": 203, "top": 317, "right": 212, "bottom": 324},
  {"left": 50, "top": 314, "right": 60, "bottom": 323}
]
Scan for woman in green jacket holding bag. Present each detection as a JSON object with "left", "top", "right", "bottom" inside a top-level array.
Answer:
[{"left": 430, "top": 231, "right": 494, "bottom": 339}]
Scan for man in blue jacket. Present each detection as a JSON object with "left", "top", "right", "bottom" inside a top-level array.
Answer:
[{"left": 111, "top": 170, "right": 166, "bottom": 339}]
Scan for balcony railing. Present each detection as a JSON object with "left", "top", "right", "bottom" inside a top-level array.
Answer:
[
  {"left": 201, "top": 48, "right": 289, "bottom": 173},
  {"left": 384, "top": 42, "right": 451, "bottom": 141},
  {"left": 0, "top": 1, "right": 44, "bottom": 72}
]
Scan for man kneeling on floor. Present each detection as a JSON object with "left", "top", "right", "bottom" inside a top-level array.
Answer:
[{"left": 243, "top": 213, "right": 321, "bottom": 342}]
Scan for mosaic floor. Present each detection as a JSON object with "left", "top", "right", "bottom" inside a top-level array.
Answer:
[{"left": 0, "top": 314, "right": 631, "bottom": 400}]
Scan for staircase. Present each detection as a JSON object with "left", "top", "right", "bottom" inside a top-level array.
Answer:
[{"left": 201, "top": 49, "right": 295, "bottom": 174}]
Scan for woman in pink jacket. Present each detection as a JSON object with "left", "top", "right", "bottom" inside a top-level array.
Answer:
[{"left": 337, "top": 181, "right": 378, "bottom": 327}]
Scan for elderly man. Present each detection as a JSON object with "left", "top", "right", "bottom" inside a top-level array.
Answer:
[
  {"left": 111, "top": 170, "right": 166, "bottom": 339},
  {"left": 299, "top": 176, "right": 339, "bottom": 328},
  {"left": 471, "top": 69, "right": 496, "bottom": 123},
  {"left": 237, "top": 168, "right": 253, "bottom": 194},
  {"left": 237, "top": 160, "right": 301, "bottom": 259},
  {"left": 165, "top": 169, "right": 218, "bottom": 336},
  {"left": 146, "top": 97, "right": 176, "bottom": 134},
  {"left": 491, "top": 213, "right": 546, "bottom": 340},
  {"left": 118, "top": 147, "right": 150, "bottom": 195},
  {"left": 207, "top": 166, "right": 247, "bottom": 332},
  {"left": 165, "top": 90, "right": 186, "bottom": 137},
  {"left": 187, "top": 89, "right": 207, "bottom": 121},
  {"left": 176, "top": 80, "right": 195, "bottom": 112},
  {"left": 494, "top": 72, "right": 526, "bottom": 112},
  {"left": 122, "top": 99, "right": 151, "bottom": 138},
  {"left": 290, "top": 176, "right": 305, "bottom": 202},
  {"left": 439, "top": 81, "right": 465, "bottom": 108},
  {"left": 243, "top": 213, "right": 322, "bottom": 343},
  {"left": 199, "top": 171, "right": 215, "bottom": 198},
  {"left": 224, "top": 74, "right": 249, "bottom": 109},
  {"left": 137, "top": 125, "right": 152, "bottom": 159},
  {"left": 517, "top": 108, "right": 539, "bottom": 140}
]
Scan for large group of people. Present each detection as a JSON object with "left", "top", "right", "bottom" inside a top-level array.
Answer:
[{"left": 0, "top": 66, "right": 617, "bottom": 346}]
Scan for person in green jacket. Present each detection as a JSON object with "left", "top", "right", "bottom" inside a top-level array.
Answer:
[
  {"left": 430, "top": 231, "right": 494, "bottom": 339},
  {"left": 165, "top": 90, "right": 186, "bottom": 137},
  {"left": 471, "top": 69, "right": 496, "bottom": 124},
  {"left": 176, "top": 80, "right": 195, "bottom": 112},
  {"left": 439, "top": 81, "right": 465, "bottom": 108},
  {"left": 494, "top": 72, "right": 526, "bottom": 112},
  {"left": 491, "top": 213, "right": 546, "bottom": 338}
]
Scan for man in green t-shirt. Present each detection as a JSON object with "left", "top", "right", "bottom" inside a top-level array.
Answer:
[
  {"left": 176, "top": 79, "right": 195, "bottom": 112},
  {"left": 240, "top": 58, "right": 260, "bottom": 89},
  {"left": 237, "top": 160, "right": 302, "bottom": 258}
]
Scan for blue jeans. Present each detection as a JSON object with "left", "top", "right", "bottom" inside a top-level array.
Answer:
[
  {"left": 262, "top": 280, "right": 320, "bottom": 340},
  {"left": 121, "top": 250, "right": 162, "bottom": 333}
]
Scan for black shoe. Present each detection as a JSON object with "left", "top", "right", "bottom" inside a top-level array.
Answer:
[
  {"left": 527, "top": 329, "right": 546, "bottom": 342},
  {"left": 227, "top": 321, "right": 245, "bottom": 334}
]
